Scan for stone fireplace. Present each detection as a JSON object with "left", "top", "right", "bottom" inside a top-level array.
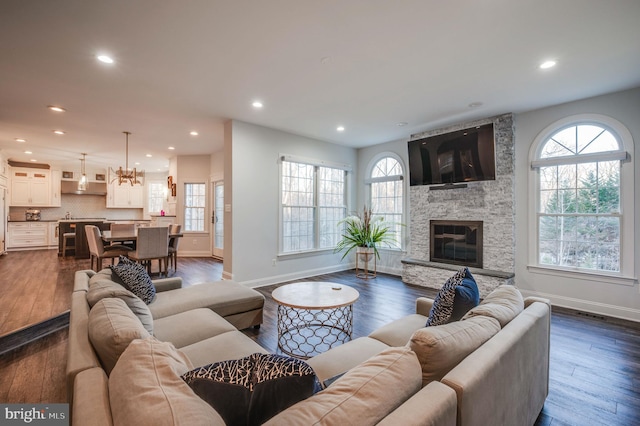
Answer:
[{"left": 402, "top": 114, "right": 515, "bottom": 297}]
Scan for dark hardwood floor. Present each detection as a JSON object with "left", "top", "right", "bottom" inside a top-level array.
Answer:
[{"left": 1, "top": 250, "right": 639, "bottom": 425}]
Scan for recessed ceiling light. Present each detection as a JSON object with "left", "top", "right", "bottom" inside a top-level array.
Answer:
[
  {"left": 396, "top": 122, "right": 408, "bottom": 127},
  {"left": 337, "top": 126, "right": 345, "bottom": 132},
  {"left": 135, "top": 162, "right": 141, "bottom": 166},
  {"left": 540, "top": 60, "right": 556, "bottom": 69},
  {"left": 48, "top": 105, "right": 66, "bottom": 112},
  {"left": 97, "top": 54, "right": 114, "bottom": 64},
  {"left": 190, "top": 131, "right": 198, "bottom": 136},
  {"left": 146, "top": 154, "right": 152, "bottom": 158},
  {"left": 53, "top": 130, "right": 65, "bottom": 135},
  {"left": 252, "top": 101, "right": 263, "bottom": 109},
  {"left": 15, "top": 138, "right": 26, "bottom": 142},
  {"left": 168, "top": 146, "right": 175, "bottom": 150},
  {"left": 30, "top": 159, "right": 37, "bottom": 162},
  {"left": 468, "top": 102, "right": 483, "bottom": 108},
  {"left": 24, "top": 151, "right": 32, "bottom": 154}
]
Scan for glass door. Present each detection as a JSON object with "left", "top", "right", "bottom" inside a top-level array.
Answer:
[{"left": 212, "top": 181, "right": 224, "bottom": 258}]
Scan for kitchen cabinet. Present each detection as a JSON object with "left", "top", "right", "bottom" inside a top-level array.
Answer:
[
  {"left": 107, "top": 182, "right": 144, "bottom": 208},
  {"left": 48, "top": 221, "right": 59, "bottom": 247},
  {"left": 50, "top": 169, "right": 61, "bottom": 207},
  {"left": 7, "top": 222, "right": 48, "bottom": 248},
  {"left": 150, "top": 215, "right": 176, "bottom": 227},
  {"left": 9, "top": 167, "right": 51, "bottom": 206}
]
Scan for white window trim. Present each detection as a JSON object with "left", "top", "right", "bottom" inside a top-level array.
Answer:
[
  {"left": 146, "top": 179, "right": 167, "bottom": 216},
  {"left": 278, "top": 155, "right": 351, "bottom": 256},
  {"left": 527, "top": 114, "right": 635, "bottom": 281},
  {"left": 365, "top": 151, "right": 407, "bottom": 251},
  {"left": 184, "top": 182, "right": 208, "bottom": 233}
]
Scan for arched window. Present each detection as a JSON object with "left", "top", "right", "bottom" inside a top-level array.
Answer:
[
  {"left": 366, "top": 155, "right": 404, "bottom": 249},
  {"left": 530, "top": 115, "right": 634, "bottom": 278}
]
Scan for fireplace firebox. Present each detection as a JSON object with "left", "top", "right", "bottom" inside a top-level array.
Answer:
[{"left": 430, "top": 220, "right": 483, "bottom": 268}]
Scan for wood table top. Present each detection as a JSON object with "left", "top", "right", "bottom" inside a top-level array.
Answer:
[{"left": 271, "top": 281, "right": 359, "bottom": 309}]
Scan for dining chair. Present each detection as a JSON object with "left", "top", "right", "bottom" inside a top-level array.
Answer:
[
  {"left": 110, "top": 223, "right": 136, "bottom": 249},
  {"left": 168, "top": 224, "right": 182, "bottom": 272},
  {"left": 127, "top": 226, "right": 170, "bottom": 276},
  {"left": 85, "top": 225, "right": 132, "bottom": 272}
]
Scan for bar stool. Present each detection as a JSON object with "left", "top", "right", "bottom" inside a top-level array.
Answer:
[{"left": 62, "top": 232, "right": 75, "bottom": 257}]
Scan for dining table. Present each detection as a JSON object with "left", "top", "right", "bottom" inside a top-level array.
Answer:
[{"left": 101, "top": 229, "right": 183, "bottom": 243}]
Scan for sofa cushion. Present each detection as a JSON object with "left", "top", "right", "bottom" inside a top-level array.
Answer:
[
  {"left": 462, "top": 284, "right": 524, "bottom": 327},
  {"left": 88, "top": 298, "right": 150, "bottom": 374},
  {"left": 409, "top": 315, "right": 501, "bottom": 386},
  {"left": 264, "top": 346, "right": 422, "bottom": 426},
  {"left": 109, "top": 337, "right": 224, "bottom": 426},
  {"left": 182, "top": 353, "right": 321, "bottom": 426},
  {"left": 179, "top": 331, "right": 268, "bottom": 369},
  {"left": 426, "top": 267, "right": 478, "bottom": 326},
  {"left": 152, "top": 308, "right": 236, "bottom": 348},
  {"left": 87, "top": 279, "right": 153, "bottom": 334},
  {"left": 89, "top": 269, "right": 120, "bottom": 287},
  {"left": 110, "top": 256, "right": 156, "bottom": 304},
  {"left": 368, "top": 314, "right": 430, "bottom": 347}
]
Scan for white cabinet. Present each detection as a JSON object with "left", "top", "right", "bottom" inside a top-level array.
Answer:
[
  {"left": 7, "top": 222, "right": 48, "bottom": 248},
  {"left": 107, "top": 182, "right": 144, "bottom": 208},
  {"left": 48, "top": 222, "right": 59, "bottom": 247},
  {"left": 150, "top": 216, "right": 176, "bottom": 227},
  {"left": 50, "top": 169, "right": 61, "bottom": 207},
  {"left": 9, "top": 167, "right": 51, "bottom": 206}
]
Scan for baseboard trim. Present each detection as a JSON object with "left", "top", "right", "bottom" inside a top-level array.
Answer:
[
  {"left": 0, "top": 311, "right": 70, "bottom": 356},
  {"left": 519, "top": 289, "right": 640, "bottom": 323}
]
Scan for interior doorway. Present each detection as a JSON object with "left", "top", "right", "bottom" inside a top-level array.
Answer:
[{"left": 211, "top": 181, "right": 224, "bottom": 259}]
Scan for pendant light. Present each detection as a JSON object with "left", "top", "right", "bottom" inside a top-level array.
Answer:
[{"left": 78, "top": 153, "right": 87, "bottom": 191}]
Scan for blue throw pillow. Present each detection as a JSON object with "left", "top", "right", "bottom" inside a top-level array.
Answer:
[
  {"left": 182, "top": 353, "right": 321, "bottom": 426},
  {"left": 426, "top": 267, "right": 479, "bottom": 326}
]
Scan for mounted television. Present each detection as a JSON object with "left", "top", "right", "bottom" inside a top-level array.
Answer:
[{"left": 408, "top": 123, "right": 496, "bottom": 187}]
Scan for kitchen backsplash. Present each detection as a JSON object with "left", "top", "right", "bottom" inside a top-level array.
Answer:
[{"left": 8, "top": 194, "right": 144, "bottom": 221}]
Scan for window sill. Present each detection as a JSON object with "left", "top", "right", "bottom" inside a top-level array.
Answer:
[
  {"left": 277, "top": 248, "right": 336, "bottom": 260},
  {"left": 527, "top": 265, "right": 637, "bottom": 287}
]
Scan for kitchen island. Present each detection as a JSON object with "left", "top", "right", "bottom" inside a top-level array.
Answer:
[{"left": 58, "top": 219, "right": 110, "bottom": 259}]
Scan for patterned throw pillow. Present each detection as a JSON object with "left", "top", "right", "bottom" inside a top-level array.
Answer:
[
  {"left": 110, "top": 256, "right": 156, "bottom": 304},
  {"left": 426, "top": 267, "right": 478, "bottom": 326},
  {"left": 182, "top": 353, "right": 321, "bottom": 426}
]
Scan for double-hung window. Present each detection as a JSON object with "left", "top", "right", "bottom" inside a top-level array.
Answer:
[
  {"left": 184, "top": 183, "right": 206, "bottom": 232},
  {"left": 280, "top": 157, "right": 348, "bottom": 254},
  {"left": 367, "top": 155, "right": 404, "bottom": 249},
  {"left": 530, "top": 115, "right": 634, "bottom": 279},
  {"left": 147, "top": 181, "right": 165, "bottom": 215}
]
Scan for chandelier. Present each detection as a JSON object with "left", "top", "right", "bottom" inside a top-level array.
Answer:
[
  {"left": 109, "top": 131, "right": 144, "bottom": 186},
  {"left": 78, "top": 153, "right": 87, "bottom": 191}
]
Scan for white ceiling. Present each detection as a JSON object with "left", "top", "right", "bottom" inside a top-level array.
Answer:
[{"left": 1, "top": 0, "right": 639, "bottom": 172}]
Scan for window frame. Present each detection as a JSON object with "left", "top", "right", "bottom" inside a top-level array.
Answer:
[
  {"left": 278, "top": 154, "right": 351, "bottom": 256},
  {"left": 527, "top": 114, "right": 635, "bottom": 285},
  {"left": 365, "top": 152, "right": 406, "bottom": 251},
  {"left": 183, "top": 182, "right": 207, "bottom": 233},
  {"left": 146, "top": 180, "right": 166, "bottom": 216}
]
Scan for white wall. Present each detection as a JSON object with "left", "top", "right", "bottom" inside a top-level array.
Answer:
[
  {"left": 226, "top": 120, "right": 358, "bottom": 285},
  {"left": 356, "top": 137, "right": 410, "bottom": 275},
  {"left": 514, "top": 87, "right": 640, "bottom": 322},
  {"left": 176, "top": 155, "right": 211, "bottom": 256}
]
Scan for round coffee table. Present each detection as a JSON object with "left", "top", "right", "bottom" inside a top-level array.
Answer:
[{"left": 271, "top": 282, "right": 360, "bottom": 359}]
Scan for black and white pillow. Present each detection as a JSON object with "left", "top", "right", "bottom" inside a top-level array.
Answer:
[
  {"left": 425, "top": 267, "right": 469, "bottom": 326},
  {"left": 110, "top": 256, "right": 156, "bottom": 304},
  {"left": 182, "top": 353, "right": 321, "bottom": 425}
]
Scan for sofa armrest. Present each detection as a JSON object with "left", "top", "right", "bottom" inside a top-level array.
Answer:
[
  {"left": 524, "top": 296, "right": 550, "bottom": 308},
  {"left": 377, "top": 381, "right": 457, "bottom": 426},
  {"left": 416, "top": 297, "right": 434, "bottom": 316},
  {"left": 153, "top": 277, "right": 183, "bottom": 292}
]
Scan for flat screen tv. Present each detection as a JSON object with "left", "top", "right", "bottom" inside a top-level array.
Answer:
[{"left": 408, "top": 123, "right": 496, "bottom": 187}]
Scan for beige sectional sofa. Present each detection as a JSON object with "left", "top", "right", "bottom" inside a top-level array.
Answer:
[{"left": 68, "top": 270, "right": 550, "bottom": 426}]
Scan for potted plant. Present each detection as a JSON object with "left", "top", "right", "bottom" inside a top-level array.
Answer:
[{"left": 334, "top": 205, "right": 398, "bottom": 262}]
